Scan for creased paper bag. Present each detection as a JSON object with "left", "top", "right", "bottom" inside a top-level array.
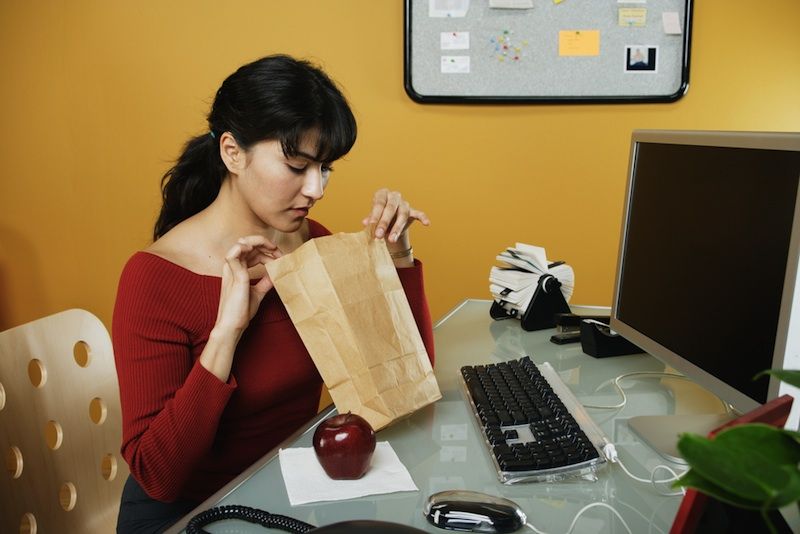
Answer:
[{"left": 265, "top": 228, "right": 441, "bottom": 430}]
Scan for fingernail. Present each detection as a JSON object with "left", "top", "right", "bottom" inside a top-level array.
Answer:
[{"left": 375, "top": 228, "right": 384, "bottom": 238}]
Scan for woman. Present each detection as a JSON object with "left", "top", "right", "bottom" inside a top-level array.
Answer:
[{"left": 112, "top": 54, "right": 434, "bottom": 533}]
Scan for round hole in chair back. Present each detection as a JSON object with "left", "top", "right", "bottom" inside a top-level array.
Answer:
[
  {"left": 44, "top": 421, "right": 63, "bottom": 450},
  {"left": 59, "top": 482, "right": 77, "bottom": 511},
  {"left": 89, "top": 397, "right": 107, "bottom": 425},
  {"left": 101, "top": 454, "right": 118, "bottom": 481},
  {"left": 20, "top": 512, "right": 37, "bottom": 534},
  {"left": 6, "top": 445, "right": 23, "bottom": 479},
  {"left": 73, "top": 341, "right": 91, "bottom": 367},
  {"left": 27, "top": 359, "right": 47, "bottom": 388}
]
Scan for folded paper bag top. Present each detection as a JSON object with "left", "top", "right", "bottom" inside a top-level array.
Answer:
[{"left": 265, "top": 228, "right": 441, "bottom": 430}]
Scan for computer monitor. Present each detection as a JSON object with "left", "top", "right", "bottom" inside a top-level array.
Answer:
[{"left": 609, "top": 129, "right": 800, "bottom": 462}]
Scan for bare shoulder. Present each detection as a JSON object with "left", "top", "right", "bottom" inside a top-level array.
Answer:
[{"left": 146, "top": 222, "right": 216, "bottom": 275}]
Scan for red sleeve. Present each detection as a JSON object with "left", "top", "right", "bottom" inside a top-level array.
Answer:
[
  {"left": 112, "top": 254, "right": 234, "bottom": 502},
  {"left": 397, "top": 259, "right": 435, "bottom": 366}
]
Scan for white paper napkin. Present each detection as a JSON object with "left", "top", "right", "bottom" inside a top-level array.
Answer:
[{"left": 279, "top": 441, "right": 418, "bottom": 505}]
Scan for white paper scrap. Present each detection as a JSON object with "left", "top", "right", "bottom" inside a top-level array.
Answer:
[
  {"left": 429, "top": 0, "right": 470, "bottom": 18},
  {"left": 441, "top": 31, "right": 470, "bottom": 50},
  {"left": 441, "top": 55, "right": 470, "bottom": 74},
  {"left": 489, "top": 0, "right": 533, "bottom": 8},
  {"left": 662, "top": 12, "right": 682, "bottom": 34},
  {"left": 279, "top": 442, "right": 418, "bottom": 506}
]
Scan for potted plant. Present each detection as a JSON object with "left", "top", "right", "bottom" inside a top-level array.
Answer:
[{"left": 674, "top": 370, "right": 800, "bottom": 533}]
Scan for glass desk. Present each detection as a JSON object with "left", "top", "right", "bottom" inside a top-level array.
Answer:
[{"left": 167, "top": 299, "right": 733, "bottom": 533}]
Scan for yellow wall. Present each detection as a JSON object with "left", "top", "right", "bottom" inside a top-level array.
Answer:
[{"left": 1, "top": 1, "right": 799, "bottom": 332}]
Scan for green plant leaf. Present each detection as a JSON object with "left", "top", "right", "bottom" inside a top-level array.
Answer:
[
  {"left": 755, "top": 369, "right": 800, "bottom": 389},
  {"left": 676, "top": 469, "right": 767, "bottom": 510},
  {"left": 676, "top": 424, "right": 800, "bottom": 506},
  {"left": 767, "top": 465, "right": 800, "bottom": 509}
]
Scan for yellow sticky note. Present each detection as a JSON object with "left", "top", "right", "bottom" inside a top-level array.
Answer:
[
  {"left": 619, "top": 8, "right": 647, "bottom": 27},
  {"left": 558, "top": 30, "right": 600, "bottom": 57}
]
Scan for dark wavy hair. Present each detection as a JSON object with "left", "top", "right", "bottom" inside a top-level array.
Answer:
[{"left": 153, "top": 54, "right": 357, "bottom": 240}]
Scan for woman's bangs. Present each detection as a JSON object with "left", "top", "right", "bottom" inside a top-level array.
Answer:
[{"left": 315, "top": 118, "right": 356, "bottom": 163}]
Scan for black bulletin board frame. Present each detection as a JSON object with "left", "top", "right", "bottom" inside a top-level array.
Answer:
[{"left": 404, "top": 0, "right": 694, "bottom": 104}]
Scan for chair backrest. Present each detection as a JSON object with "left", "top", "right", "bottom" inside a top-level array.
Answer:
[{"left": 0, "top": 309, "right": 128, "bottom": 534}]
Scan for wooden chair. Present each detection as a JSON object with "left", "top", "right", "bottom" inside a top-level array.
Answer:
[{"left": 0, "top": 309, "right": 128, "bottom": 533}]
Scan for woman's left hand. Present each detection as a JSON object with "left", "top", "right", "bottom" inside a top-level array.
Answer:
[{"left": 362, "top": 188, "right": 431, "bottom": 244}]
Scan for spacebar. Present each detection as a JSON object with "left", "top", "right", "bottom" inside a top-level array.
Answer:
[{"left": 499, "top": 459, "right": 538, "bottom": 471}]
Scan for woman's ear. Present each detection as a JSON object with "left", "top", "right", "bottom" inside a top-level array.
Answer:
[{"left": 219, "top": 132, "right": 245, "bottom": 174}]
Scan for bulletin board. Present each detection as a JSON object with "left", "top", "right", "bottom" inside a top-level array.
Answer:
[{"left": 404, "top": 0, "right": 694, "bottom": 103}]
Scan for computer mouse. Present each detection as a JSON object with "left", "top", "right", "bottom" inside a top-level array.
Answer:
[{"left": 423, "top": 490, "right": 527, "bottom": 533}]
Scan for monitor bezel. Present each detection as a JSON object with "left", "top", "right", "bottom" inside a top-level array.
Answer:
[{"left": 610, "top": 129, "right": 800, "bottom": 416}]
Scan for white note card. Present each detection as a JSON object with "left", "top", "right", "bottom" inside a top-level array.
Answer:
[
  {"left": 429, "top": 0, "right": 470, "bottom": 18},
  {"left": 489, "top": 0, "right": 533, "bottom": 8},
  {"left": 662, "top": 12, "right": 682, "bottom": 34},
  {"left": 441, "top": 55, "right": 470, "bottom": 73},
  {"left": 440, "top": 31, "right": 470, "bottom": 50}
]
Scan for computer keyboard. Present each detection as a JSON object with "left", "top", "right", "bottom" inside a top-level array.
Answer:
[{"left": 460, "top": 356, "right": 608, "bottom": 484}]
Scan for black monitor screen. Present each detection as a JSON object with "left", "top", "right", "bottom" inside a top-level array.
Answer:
[{"left": 617, "top": 142, "right": 800, "bottom": 404}]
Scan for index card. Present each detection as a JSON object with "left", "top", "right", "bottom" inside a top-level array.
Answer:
[
  {"left": 440, "top": 31, "right": 470, "bottom": 50},
  {"left": 489, "top": 0, "right": 533, "bottom": 8},
  {"left": 429, "top": 0, "right": 470, "bottom": 18},
  {"left": 662, "top": 12, "right": 682, "bottom": 34},
  {"left": 441, "top": 55, "right": 471, "bottom": 73}
]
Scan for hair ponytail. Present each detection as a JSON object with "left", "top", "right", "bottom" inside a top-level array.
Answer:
[
  {"left": 153, "top": 133, "right": 226, "bottom": 240},
  {"left": 152, "top": 54, "right": 357, "bottom": 241}
]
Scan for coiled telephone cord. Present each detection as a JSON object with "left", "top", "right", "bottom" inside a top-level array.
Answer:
[{"left": 186, "top": 504, "right": 315, "bottom": 534}]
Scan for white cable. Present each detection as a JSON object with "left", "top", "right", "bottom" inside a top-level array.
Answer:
[
  {"left": 603, "top": 442, "right": 686, "bottom": 497},
  {"left": 525, "top": 501, "right": 633, "bottom": 534},
  {"left": 583, "top": 371, "right": 735, "bottom": 413},
  {"left": 582, "top": 371, "right": 686, "bottom": 410}
]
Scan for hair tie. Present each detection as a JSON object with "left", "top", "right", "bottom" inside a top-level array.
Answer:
[{"left": 209, "top": 131, "right": 216, "bottom": 139}]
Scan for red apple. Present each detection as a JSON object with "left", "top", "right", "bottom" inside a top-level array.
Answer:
[{"left": 312, "top": 412, "right": 376, "bottom": 480}]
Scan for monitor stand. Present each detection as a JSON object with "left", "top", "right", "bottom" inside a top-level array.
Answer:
[{"left": 627, "top": 413, "right": 734, "bottom": 464}]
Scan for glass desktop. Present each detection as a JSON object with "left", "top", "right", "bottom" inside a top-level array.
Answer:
[{"left": 163, "top": 300, "right": 795, "bottom": 534}]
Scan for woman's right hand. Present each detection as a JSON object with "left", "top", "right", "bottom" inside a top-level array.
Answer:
[
  {"left": 202, "top": 236, "right": 282, "bottom": 382},
  {"left": 216, "top": 235, "right": 283, "bottom": 336}
]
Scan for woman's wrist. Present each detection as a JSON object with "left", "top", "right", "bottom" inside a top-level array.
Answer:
[
  {"left": 208, "top": 324, "right": 242, "bottom": 347},
  {"left": 387, "top": 233, "right": 414, "bottom": 267},
  {"left": 389, "top": 246, "right": 413, "bottom": 259},
  {"left": 201, "top": 326, "right": 241, "bottom": 381}
]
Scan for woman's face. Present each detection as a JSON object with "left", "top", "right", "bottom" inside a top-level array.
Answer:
[{"left": 236, "top": 130, "right": 332, "bottom": 232}]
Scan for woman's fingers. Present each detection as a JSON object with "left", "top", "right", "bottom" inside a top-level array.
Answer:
[
  {"left": 363, "top": 189, "right": 431, "bottom": 242},
  {"left": 230, "top": 236, "right": 283, "bottom": 268},
  {"left": 251, "top": 273, "right": 274, "bottom": 299},
  {"left": 218, "top": 236, "right": 281, "bottom": 330},
  {"left": 225, "top": 243, "right": 253, "bottom": 283},
  {"left": 237, "top": 236, "right": 282, "bottom": 257},
  {"left": 409, "top": 208, "right": 431, "bottom": 227},
  {"left": 385, "top": 200, "right": 410, "bottom": 242}
]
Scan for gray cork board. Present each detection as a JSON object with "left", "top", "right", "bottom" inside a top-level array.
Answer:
[{"left": 404, "top": 0, "right": 693, "bottom": 103}]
